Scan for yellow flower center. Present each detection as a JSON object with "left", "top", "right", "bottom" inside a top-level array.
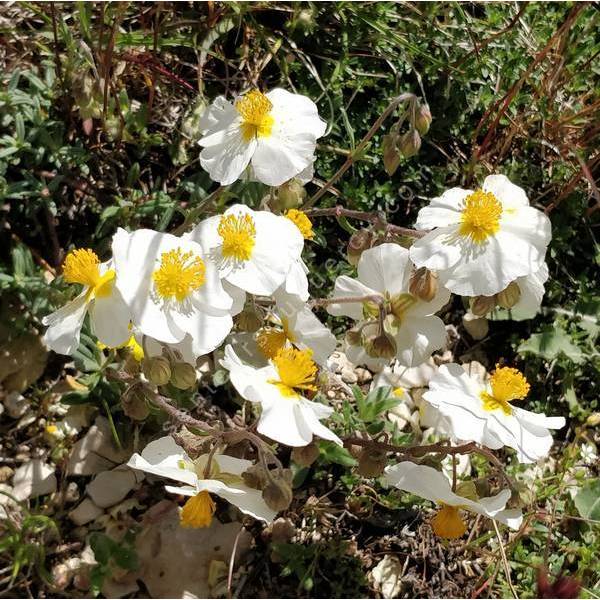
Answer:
[
  {"left": 236, "top": 90, "right": 275, "bottom": 142},
  {"left": 218, "top": 214, "right": 257, "bottom": 262},
  {"left": 458, "top": 190, "right": 503, "bottom": 243},
  {"left": 392, "top": 387, "right": 405, "bottom": 397},
  {"left": 480, "top": 365, "right": 530, "bottom": 415},
  {"left": 152, "top": 248, "right": 205, "bottom": 302},
  {"left": 256, "top": 317, "right": 296, "bottom": 359},
  {"left": 431, "top": 504, "right": 467, "bottom": 539},
  {"left": 269, "top": 347, "right": 318, "bottom": 398},
  {"left": 62, "top": 248, "right": 116, "bottom": 299},
  {"left": 285, "top": 209, "right": 314, "bottom": 240},
  {"left": 180, "top": 491, "right": 216, "bottom": 528}
]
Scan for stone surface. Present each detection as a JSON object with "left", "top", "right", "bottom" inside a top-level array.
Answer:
[
  {"left": 371, "top": 554, "right": 404, "bottom": 598},
  {"left": 85, "top": 464, "right": 143, "bottom": 508},
  {"left": 69, "top": 498, "right": 104, "bottom": 526},
  {"left": 67, "top": 416, "right": 131, "bottom": 475},
  {"left": 132, "top": 501, "right": 252, "bottom": 599},
  {"left": 12, "top": 459, "right": 57, "bottom": 500}
]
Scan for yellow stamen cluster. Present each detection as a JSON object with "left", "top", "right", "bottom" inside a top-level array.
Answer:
[
  {"left": 62, "top": 248, "right": 115, "bottom": 299},
  {"left": 285, "top": 209, "right": 314, "bottom": 240},
  {"left": 256, "top": 317, "right": 296, "bottom": 359},
  {"left": 180, "top": 491, "right": 215, "bottom": 528},
  {"left": 153, "top": 248, "right": 205, "bottom": 302},
  {"left": 431, "top": 504, "right": 467, "bottom": 539},
  {"left": 392, "top": 387, "right": 405, "bottom": 397},
  {"left": 218, "top": 214, "right": 257, "bottom": 262},
  {"left": 236, "top": 90, "right": 274, "bottom": 142},
  {"left": 269, "top": 347, "right": 318, "bottom": 398},
  {"left": 458, "top": 190, "right": 503, "bottom": 243},
  {"left": 480, "top": 365, "right": 530, "bottom": 415}
]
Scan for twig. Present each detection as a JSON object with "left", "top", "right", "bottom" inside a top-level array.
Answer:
[
  {"left": 493, "top": 519, "right": 518, "bottom": 599},
  {"left": 305, "top": 205, "right": 427, "bottom": 239},
  {"left": 304, "top": 93, "right": 417, "bottom": 208},
  {"left": 227, "top": 526, "right": 245, "bottom": 598}
]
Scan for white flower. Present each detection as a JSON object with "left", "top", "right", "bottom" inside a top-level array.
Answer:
[
  {"left": 43, "top": 249, "right": 131, "bottom": 355},
  {"left": 198, "top": 88, "right": 326, "bottom": 186},
  {"left": 111, "top": 228, "right": 234, "bottom": 357},
  {"left": 254, "top": 300, "right": 336, "bottom": 366},
  {"left": 221, "top": 345, "right": 341, "bottom": 447},
  {"left": 327, "top": 243, "right": 450, "bottom": 367},
  {"left": 384, "top": 462, "right": 523, "bottom": 538},
  {"left": 422, "top": 363, "right": 565, "bottom": 463},
  {"left": 186, "top": 204, "right": 304, "bottom": 297},
  {"left": 127, "top": 435, "right": 276, "bottom": 526},
  {"left": 494, "top": 262, "right": 549, "bottom": 321},
  {"left": 410, "top": 175, "right": 551, "bottom": 296}
]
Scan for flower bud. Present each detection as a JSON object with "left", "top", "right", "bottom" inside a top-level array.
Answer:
[
  {"left": 382, "top": 133, "right": 401, "bottom": 176},
  {"left": 409, "top": 267, "right": 438, "bottom": 302},
  {"left": 586, "top": 413, "right": 600, "bottom": 427},
  {"left": 170, "top": 362, "right": 197, "bottom": 390},
  {"left": 347, "top": 229, "right": 373, "bottom": 267},
  {"left": 364, "top": 331, "right": 397, "bottom": 360},
  {"left": 389, "top": 292, "right": 418, "bottom": 320},
  {"left": 469, "top": 295, "right": 497, "bottom": 317},
  {"left": 345, "top": 326, "right": 362, "bottom": 347},
  {"left": 398, "top": 129, "right": 421, "bottom": 158},
  {"left": 262, "top": 478, "right": 293, "bottom": 512},
  {"left": 462, "top": 311, "right": 489, "bottom": 341},
  {"left": 357, "top": 446, "right": 387, "bottom": 478},
  {"left": 121, "top": 383, "right": 150, "bottom": 421},
  {"left": 242, "top": 464, "right": 269, "bottom": 490},
  {"left": 291, "top": 442, "right": 320, "bottom": 467},
  {"left": 414, "top": 103, "right": 432, "bottom": 135},
  {"left": 236, "top": 305, "right": 264, "bottom": 333},
  {"left": 496, "top": 281, "right": 521, "bottom": 309},
  {"left": 277, "top": 179, "right": 307, "bottom": 210},
  {"left": 142, "top": 356, "right": 171, "bottom": 386}
]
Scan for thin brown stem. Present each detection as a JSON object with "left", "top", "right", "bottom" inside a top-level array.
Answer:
[
  {"left": 305, "top": 206, "right": 427, "bottom": 239},
  {"left": 305, "top": 93, "right": 417, "bottom": 208}
]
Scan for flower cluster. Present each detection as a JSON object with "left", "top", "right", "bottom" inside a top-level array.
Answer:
[{"left": 43, "top": 87, "right": 564, "bottom": 541}]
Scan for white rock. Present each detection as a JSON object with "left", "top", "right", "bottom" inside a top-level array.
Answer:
[
  {"left": 3, "top": 392, "right": 28, "bottom": 418},
  {"left": 67, "top": 416, "right": 131, "bottom": 475},
  {"left": 371, "top": 554, "right": 404, "bottom": 598},
  {"left": 340, "top": 367, "right": 358, "bottom": 384},
  {"left": 86, "top": 464, "right": 143, "bottom": 508},
  {"left": 0, "top": 483, "right": 18, "bottom": 518},
  {"left": 12, "top": 459, "right": 57, "bottom": 501},
  {"left": 69, "top": 498, "right": 104, "bottom": 525}
]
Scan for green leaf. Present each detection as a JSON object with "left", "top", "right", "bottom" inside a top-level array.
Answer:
[
  {"left": 318, "top": 441, "right": 357, "bottom": 467},
  {"left": 357, "top": 386, "right": 400, "bottom": 422},
  {"left": 573, "top": 480, "right": 600, "bottom": 521},
  {"left": 518, "top": 327, "right": 585, "bottom": 364}
]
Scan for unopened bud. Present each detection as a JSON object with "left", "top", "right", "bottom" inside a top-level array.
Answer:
[
  {"left": 364, "top": 331, "right": 397, "bottom": 360},
  {"left": 170, "top": 362, "right": 197, "bottom": 390},
  {"left": 345, "top": 326, "right": 362, "bottom": 347},
  {"left": 277, "top": 179, "right": 306, "bottom": 210},
  {"left": 414, "top": 103, "right": 432, "bottom": 135},
  {"left": 469, "top": 295, "right": 497, "bottom": 317},
  {"left": 236, "top": 306, "right": 263, "bottom": 333},
  {"left": 121, "top": 383, "right": 150, "bottom": 420},
  {"left": 586, "top": 412, "right": 600, "bottom": 427},
  {"left": 409, "top": 267, "right": 438, "bottom": 302},
  {"left": 382, "top": 133, "right": 401, "bottom": 176},
  {"left": 242, "top": 464, "right": 269, "bottom": 490},
  {"left": 398, "top": 129, "right": 421, "bottom": 158},
  {"left": 262, "top": 478, "right": 293, "bottom": 512},
  {"left": 347, "top": 229, "right": 373, "bottom": 267},
  {"left": 357, "top": 446, "right": 387, "bottom": 478},
  {"left": 462, "top": 311, "right": 489, "bottom": 340},
  {"left": 142, "top": 356, "right": 171, "bottom": 386},
  {"left": 291, "top": 442, "right": 320, "bottom": 467},
  {"left": 497, "top": 281, "right": 521, "bottom": 309},
  {"left": 390, "top": 292, "right": 418, "bottom": 320}
]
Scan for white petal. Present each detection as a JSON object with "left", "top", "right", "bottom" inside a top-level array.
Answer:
[
  {"left": 409, "top": 226, "right": 463, "bottom": 272},
  {"left": 257, "top": 396, "right": 313, "bottom": 447},
  {"left": 483, "top": 175, "right": 530, "bottom": 209},
  {"left": 414, "top": 188, "right": 470, "bottom": 230},
  {"left": 327, "top": 276, "right": 378, "bottom": 320},
  {"left": 171, "top": 310, "right": 233, "bottom": 357},
  {"left": 222, "top": 281, "right": 246, "bottom": 316},
  {"left": 216, "top": 485, "right": 277, "bottom": 523},
  {"left": 394, "top": 316, "right": 446, "bottom": 367},
  {"left": 127, "top": 436, "right": 197, "bottom": 487},
  {"left": 88, "top": 287, "right": 131, "bottom": 348},
  {"left": 198, "top": 96, "right": 236, "bottom": 134},
  {"left": 357, "top": 244, "right": 411, "bottom": 296},
  {"left": 298, "top": 400, "right": 342, "bottom": 445},
  {"left": 288, "top": 307, "right": 337, "bottom": 366},
  {"left": 42, "top": 292, "right": 89, "bottom": 355}
]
